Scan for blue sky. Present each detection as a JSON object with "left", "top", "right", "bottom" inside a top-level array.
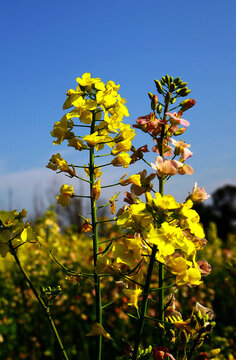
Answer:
[{"left": 1, "top": 0, "right": 236, "bottom": 214}]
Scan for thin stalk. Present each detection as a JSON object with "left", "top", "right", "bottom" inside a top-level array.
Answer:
[
  {"left": 101, "top": 182, "right": 120, "bottom": 188},
  {"left": 157, "top": 98, "right": 170, "bottom": 345},
  {"left": 90, "top": 112, "right": 103, "bottom": 360},
  {"left": 132, "top": 245, "right": 158, "bottom": 360},
  {"left": 8, "top": 241, "right": 70, "bottom": 360}
]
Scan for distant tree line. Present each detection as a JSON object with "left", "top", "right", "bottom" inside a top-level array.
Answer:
[{"left": 194, "top": 184, "right": 236, "bottom": 242}]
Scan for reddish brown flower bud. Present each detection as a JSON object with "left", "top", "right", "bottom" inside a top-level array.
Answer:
[
  {"left": 180, "top": 99, "right": 196, "bottom": 112},
  {"left": 151, "top": 94, "right": 158, "bottom": 110}
]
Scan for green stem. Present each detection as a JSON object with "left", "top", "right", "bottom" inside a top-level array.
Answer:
[
  {"left": 8, "top": 242, "right": 70, "bottom": 360},
  {"left": 132, "top": 245, "right": 158, "bottom": 360},
  {"left": 157, "top": 99, "right": 170, "bottom": 346},
  {"left": 90, "top": 112, "right": 103, "bottom": 360},
  {"left": 101, "top": 182, "right": 120, "bottom": 188}
]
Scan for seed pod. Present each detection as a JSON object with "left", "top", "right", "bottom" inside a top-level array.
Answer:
[
  {"left": 180, "top": 330, "right": 188, "bottom": 344},
  {"left": 157, "top": 322, "right": 165, "bottom": 333},
  {"left": 196, "top": 341, "right": 204, "bottom": 349},
  {"left": 154, "top": 79, "right": 163, "bottom": 94}
]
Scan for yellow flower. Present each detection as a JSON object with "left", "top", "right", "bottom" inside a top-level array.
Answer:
[
  {"left": 63, "top": 88, "right": 84, "bottom": 110},
  {"left": 47, "top": 153, "right": 76, "bottom": 177},
  {"left": 167, "top": 256, "right": 202, "bottom": 286},
  {"left": 51, "top": 116, "right": 74, "bottom": 145},
  {"left": 56, "top": 184, "right": 74, "bottom": 207},
  {"left": 92, "top": 179, "right": 101, "bottom": 200},
  {"left": 111, "top": 153, "right": 131, "bottom": 168},
  {"left": 104, "top": 111, "right": 123, "bottom": 131},
  {"left": 112, "top": 236, "right": 143, "bottom": 268},
  {"left": 123, "top": 288, "right": 142, "bottom": 309},
  {"left": 185, "top": 221, "right": 205, "bottom": 238},
  {"left": 109, "top": 193, "right": 119, "bottom": 214},
  {"left": 112, "top": 124, "right": 135, "bottom": 155},
  {"left": 96, "top": 80, "right": 120, "bottom": 108},
  {"left": 146, "top": 192, "right": 180, "bottom": 211},
  {"left": 20, "top": 226, "right": 35, "bottom": 243},
  {"left": 148, "top": 225, "right": 176, "bottom": 257},
  {"left": 81, "top": 219, "right": 92, "bottom": 233},
  {"left": 120, "top": 174, "right": 141, "bottom": 187},
  {"left": 83, "top": 132, "right": 114, "bottom": 150},
  {"left": 117, "top": 202, "right": 152, "bottom": 233},
  {"left": 95, "top": 257, "right": 121, "bottom": 276},
  {"left": 68, "top": 138, "right": 87, "bottom": 151},
  {"left": 86, "top": 323, "right": 111, "bottom": 340},
  {"left": 76, "top": 73, "right": 103, "bottom": 92}
]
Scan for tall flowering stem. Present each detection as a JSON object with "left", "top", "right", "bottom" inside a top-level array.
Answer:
[
  {"left": 8, "top": 236, "right": 70, "bottom": 360},
  {"left": 132, "top": 102, "right": 168, "bottom": 360},
  {"left": 90, "top": 112, "right": 102, "bottom": 360},
  {"left": 158, "top": 100, "right": 169, "bottom": 344},
  {"left": 47, "top": 73, "right": 133, "bottom": 359}
]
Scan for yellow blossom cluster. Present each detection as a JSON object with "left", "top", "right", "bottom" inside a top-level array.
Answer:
[
  {"left": 50, "top": 73, "right": 134, "bottom": 165},
  {"left": 117, "top": 193, "right": 205, "bottom": 286}
]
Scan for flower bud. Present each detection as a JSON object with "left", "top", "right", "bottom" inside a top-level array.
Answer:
[
  {"left": 174, "top": 76, "right": 181, "bottom": 85},
  {"left": 155, "top": 79, "right": 163, "bottom": 94},
  {"left": 157, "top": 104, "right": 162, "bottom": 114},
  {"left": 148, "top": 92, "right": 154, "bottom": 100},
  {"left": 161, "top": 76, "right": 165, "bottom": 85},
  {"left": 178, "top": 81, "right": 188, "bottom": 88},
  {"left": 176, "top": 87, "right": 188, "bottom": 96},
  {"left": 170, "top": 97, "right": 176, "bottom": 104},
  {"left": 180, "top": 99, "right": 196, "bottom": 112},
  {"left": 151, "top": 95, "right": 158, "bottom": 110},
  {"left": 165, "top": 92, "right": 171, "bottom": 104},
  {"left": 182, "top": 89, "right": 191, "bottom": 97},
  {"left": 174, "top": 146, "right": 181, "bottom": 156},
  {"left": 174, "top": 127, "right": 186, "bottom": 136},
  {"left": 188, "top": 183, "right": 210, "bottom": 203},
  {"left": 169, "top": 83, "right": 176, "bottom": 92},
  {"left": 165, "top": 74, "right": 170, "bottom": 85}
]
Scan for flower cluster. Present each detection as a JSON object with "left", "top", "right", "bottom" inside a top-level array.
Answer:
[
  {"left": 117, "top": 193, "right": 206, "bottom": 286},
  {"left": 47, "top": 72, "right": 135, "bottom": 206}
]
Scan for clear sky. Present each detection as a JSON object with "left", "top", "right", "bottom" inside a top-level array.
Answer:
[{"left": 1, "top": 0, "right": 236, "bottom": 214}]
